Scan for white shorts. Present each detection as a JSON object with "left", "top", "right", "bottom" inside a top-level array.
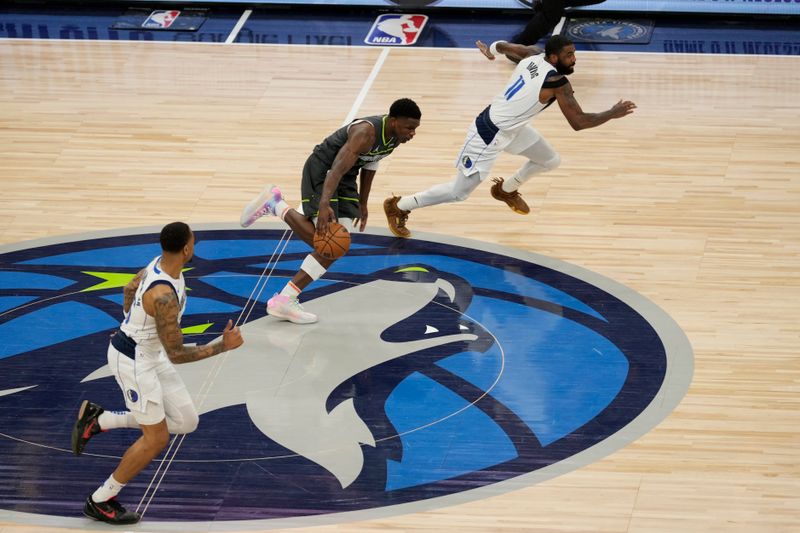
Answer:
[
  {"left": 455, "top": 122, "right": 544, "bottom": 178},
  {"left": 107, "top": 343, "right": 193, "bottom": 426}
]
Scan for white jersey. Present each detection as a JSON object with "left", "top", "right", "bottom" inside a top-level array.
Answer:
[
  {"left": 120, "top": 256, "right": 186, "bottom": 359},
  {"left": 488, "top": 53, "right": 557, "bottom": 132}
]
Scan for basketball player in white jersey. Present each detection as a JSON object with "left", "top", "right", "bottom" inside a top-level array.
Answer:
[
  {"left": 70, "top": 222, "right": 244, "bottom": 524},
  {"left": 384, "top": 35, "right": 636, "bottom": 238}
]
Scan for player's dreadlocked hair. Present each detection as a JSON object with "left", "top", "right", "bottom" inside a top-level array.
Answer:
[{"left": 389, "top": 98, "right": 422, "bottom": 120}]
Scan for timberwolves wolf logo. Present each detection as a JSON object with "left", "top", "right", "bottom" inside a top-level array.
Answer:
[
  {"left": 0, "top": 224, "right": 692, "bottom": 527},
  {"left": 566, "top": 19, "right": 654, "bottom": 44}
]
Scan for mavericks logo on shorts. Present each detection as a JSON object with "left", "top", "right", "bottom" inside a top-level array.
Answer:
[
  {"left": 127, "top": 389, "right": 138, "bottom": 403},
  {"left": 461, "top": 155, "right": 473, "bottom": 169},
  {"left": 365, "top": 14, "right": 428, "bottom": 46}
]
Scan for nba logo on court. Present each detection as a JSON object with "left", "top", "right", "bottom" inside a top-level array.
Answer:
[
  {"left": 365, "top": 14, "right": 428, "bottom": 46},
  {"left": 142, "top": 10, "right": 180, "bottom": 29}
]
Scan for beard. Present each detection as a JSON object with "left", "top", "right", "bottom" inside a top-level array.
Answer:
[{"left": 556, "top": 62, "right": 574, "bottom": 75}]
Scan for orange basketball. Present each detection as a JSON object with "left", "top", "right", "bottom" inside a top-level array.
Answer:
[{"left": 313, "top": 221, "right": 351, "bottom": 260}]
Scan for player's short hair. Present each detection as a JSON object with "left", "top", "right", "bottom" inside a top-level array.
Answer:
[
  {"left": 389, "top": 98, "right": 421, "bottom": 120},
  {"left": 160, "top": 222, "right": 192, "bottom": 253},
  {"left": 545, "top": 35, "right": 574, "bottom": 56}
]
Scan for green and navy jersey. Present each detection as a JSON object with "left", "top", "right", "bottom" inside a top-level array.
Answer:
[{"left": 310, "top": 115, "right": 397, "bottom": 177}]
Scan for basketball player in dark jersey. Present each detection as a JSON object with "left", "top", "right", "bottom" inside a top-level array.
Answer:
[{"left": 240, "top": 98, "right": 421, "bottom": 324}]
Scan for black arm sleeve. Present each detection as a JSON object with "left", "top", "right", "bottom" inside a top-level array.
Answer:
[{"left": 542, "top": 72, "right": 569, "bottom": 89}]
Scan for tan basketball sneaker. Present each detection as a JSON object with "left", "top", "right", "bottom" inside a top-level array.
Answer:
[
  {"left": 383, "top": 195, "right": 411, "bottom": 238},
  {"left": 490, "top": 177, "right": 530, "bottom": 215}
]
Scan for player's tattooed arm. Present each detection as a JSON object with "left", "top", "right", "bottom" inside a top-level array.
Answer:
[
  {"left": 555, "top": 81, "right": 636, "bottom": 131},
  {"left": 123, "top": 268, "right": 146, "bottom": 315},
  {"left": 152, "top": 288, "right": 225, "bottom": 364}
]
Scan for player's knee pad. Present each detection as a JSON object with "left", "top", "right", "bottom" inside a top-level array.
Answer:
[{"left": 301, "top": 254, "right": 327, "bottom": 279}]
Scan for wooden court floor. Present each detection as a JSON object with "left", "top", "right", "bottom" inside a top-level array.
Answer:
[{"left": 0, "top": 39, "right": 799, "bottom": 532}]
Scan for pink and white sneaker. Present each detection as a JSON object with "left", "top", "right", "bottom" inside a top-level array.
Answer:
[
  {"left": 240, "top": 185, "right": 283, "bottom": 228},
  {"left": 267, "top": 294, "right": 318, "bottom": 324}
]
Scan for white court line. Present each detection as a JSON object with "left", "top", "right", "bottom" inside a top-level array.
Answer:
[
  {"left": 553, "top": 16, "right": 566, "bottom": 36},
  {"left": 342, "top": 47, "right": 390, "bottom": 125},
  {"left": 225, "top": 9, "right": 252, "bottom": 44}
]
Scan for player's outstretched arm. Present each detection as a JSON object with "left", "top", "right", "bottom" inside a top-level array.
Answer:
[
  {"left": 476, "top": 40, "right": 540, "bottom": 63},
  {"left": 553, "top": 80, "right": 636, "bottom": 131},
  {"left": 150, "top": 286, "right": 243, "bottom": 364}
]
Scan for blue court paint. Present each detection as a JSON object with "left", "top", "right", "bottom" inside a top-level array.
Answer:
[
  {"left": 0, "top": 226, "right": 689, "bottom": 525},
  {"left": 198, "top": 270, "right": 338, "bottom": 301},
  {"left": 0, "top": 301, "right": 117, "bottom": 359},
  {"left": 445, "top": 295, "right": 628, "bottom": 446},
  {"left": 19, "top": 243, "right": 161, "bottom": 267},
  {"left": 0, "top": 271, "right": 75, "bottom": 290},
  {"left": 0, "top": 296, "right": 37, "bottom": 313},
  {"left": 101, "top": 293, "right": 241, "bottom": 315},
  {"left": 196, "top": 239, "right": 318, "bottom": 260},
  {"left": 385, "top": 372, "right": 517, "bottom": 491}
]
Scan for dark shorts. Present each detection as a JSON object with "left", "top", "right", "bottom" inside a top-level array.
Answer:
[{"left": 300, "top": 154, "right": 361, "bottom": 220}]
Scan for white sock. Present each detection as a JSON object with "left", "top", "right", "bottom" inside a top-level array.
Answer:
[
  {"left": 503, "top": 176, "right": 521, "bottom": 192},
  {"left": 92, "top": 474, "right": 125, "bottom": 503},
  {"left": 397, "top": 196, "right": 417, "bottom": 211},
  {"left": 98, "top": 410, "right": 139, "bottom": 430},
  {"left": 504, "top": 161, "right": 545, "bottom": 192},
  {"left": 280, "top": 281, "right": 301, "bottom": 299},
  {"left": 274, "top": 200, "right": 291, "bottom": 220}
]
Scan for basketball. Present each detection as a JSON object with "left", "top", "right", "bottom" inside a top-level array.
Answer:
[{"left": 313, "top": 221, "right": 351, "bottom": 260}]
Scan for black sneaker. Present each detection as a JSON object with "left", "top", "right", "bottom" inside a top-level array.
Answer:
[
  {"left": 71, "top": 400, "right": 103, "bottom": 456},
  {"left": 83, "top": 496, "right": 140, "bottom": 525}
]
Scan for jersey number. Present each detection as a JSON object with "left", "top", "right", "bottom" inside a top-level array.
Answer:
[{"left": 504, "top": 75, "right": 525, "bottom": 100}]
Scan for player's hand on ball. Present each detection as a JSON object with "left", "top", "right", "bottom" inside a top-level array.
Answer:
[
  {"left": 316, "top": 203, "right": 336, "bottom": 237},
  {"left": 313, "top": 222, "right": 351, "bottom": 260}
]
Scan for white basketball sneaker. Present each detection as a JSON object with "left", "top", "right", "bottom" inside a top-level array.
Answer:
[
  {"left": 240, "top": 185, "right": 283, "bottom": 228},
  {"left": 267, "top": 294, "right": 318, "bottom": 324}
]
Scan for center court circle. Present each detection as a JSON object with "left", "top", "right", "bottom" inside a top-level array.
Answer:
[{"left": 0, "top": 223, "right": 692, "bottom": 529}]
